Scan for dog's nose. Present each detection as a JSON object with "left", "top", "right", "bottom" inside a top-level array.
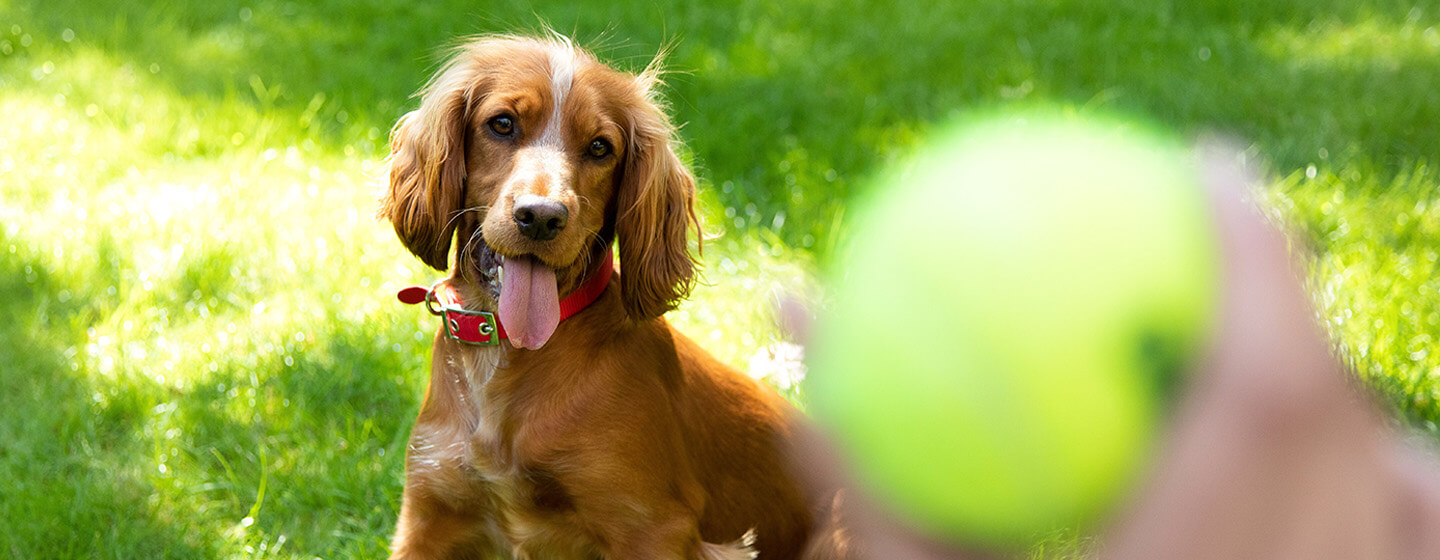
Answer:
[{"left": 513, "top": 194, "right": 569, "bottom": 241}]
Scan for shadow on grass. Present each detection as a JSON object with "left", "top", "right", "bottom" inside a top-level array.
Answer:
[
  {"left": 0, "top": 236, "right": 212, "bottom": 558},
  {"left": 169, "top": 317, "right": 427, "bottom": 550},
  {"left": 0, "top": 232, "right": 431, "bottom": 556},
  {"left": 8, "top": 0, "right": 1440, "bottom": 250}
]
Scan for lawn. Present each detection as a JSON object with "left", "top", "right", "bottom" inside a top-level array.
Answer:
[{"left": 2, "top": 0, "right": 1438, "bottom": 557}]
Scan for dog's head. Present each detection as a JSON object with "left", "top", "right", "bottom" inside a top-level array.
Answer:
[{"left": 381, "top": 35, "right": 700, "bottom": 347}]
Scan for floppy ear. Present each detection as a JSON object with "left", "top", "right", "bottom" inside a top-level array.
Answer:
[
  {"left": 381, "top": 58, "right": 480, "bottom": 271},
  {"left": 616, "top": 87, "right": 702, "bottom": 319}
]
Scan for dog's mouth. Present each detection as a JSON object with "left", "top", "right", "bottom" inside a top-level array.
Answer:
[
  {"left": 471, "top": 241, "right": 503, "bottom": 301},
  {"left": 469, "top": 239, "right": 564, "bottom": 350}
]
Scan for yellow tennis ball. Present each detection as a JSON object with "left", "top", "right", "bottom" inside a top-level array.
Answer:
[{"left": 808, "top": 112, "right": 1219, "bottom": 545}]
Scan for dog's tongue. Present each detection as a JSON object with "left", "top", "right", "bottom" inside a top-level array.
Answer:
[{"left": 499, "top": 256, "right": 560, "bottom": 350}]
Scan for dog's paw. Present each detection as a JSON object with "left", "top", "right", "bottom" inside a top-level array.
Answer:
[{"left": 698, "top": 529, "right": 757, "bottom": 560}]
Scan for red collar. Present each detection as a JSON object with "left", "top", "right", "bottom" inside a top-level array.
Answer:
[{"left": 397, "top": 250, "right": 614, "bottom": 346}]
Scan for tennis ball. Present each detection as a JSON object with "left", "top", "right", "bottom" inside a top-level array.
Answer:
[{"left": 808, "top": 113, "right": 1219, "bottom": 545}]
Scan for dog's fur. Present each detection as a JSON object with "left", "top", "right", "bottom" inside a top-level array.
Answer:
[{"left": 381, "top": 34, "right": 817, "bottom": 559}]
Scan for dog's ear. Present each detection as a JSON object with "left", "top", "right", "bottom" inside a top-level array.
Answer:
[
  {"left": 381, "top": 58, "right": 481, "bottom": 271},
  {"left": 615, "top": 78, "right": 702, "bottom": 320}
]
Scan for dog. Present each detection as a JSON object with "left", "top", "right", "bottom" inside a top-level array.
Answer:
[{"left": 380, "top": 34, "right": 819, "bottom": 559}]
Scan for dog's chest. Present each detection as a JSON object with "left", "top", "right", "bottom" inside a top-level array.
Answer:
[{"left": 451, "top": 350, "right": 597, "bottom": 557}]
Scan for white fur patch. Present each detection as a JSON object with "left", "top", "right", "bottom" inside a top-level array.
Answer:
[
  {"left": 698, "top": 529, "right": 758, "bottom": 560},
  {"left": 540, "top": 46, "right": 577, "bottom": 148},
  {"left": 403, "top": 348, "right": 504, "bottom": 487}
]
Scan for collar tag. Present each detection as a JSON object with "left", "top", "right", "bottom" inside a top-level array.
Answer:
[
  {"left": 396, "top": 282, "right": 502, "bottom": 346},
  {"left": 441, "top": 306, "right": 501, "bottom": 346}
]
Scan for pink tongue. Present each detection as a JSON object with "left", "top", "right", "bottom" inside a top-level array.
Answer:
[{"left": 499, "top": 256, "right": 560, "bottom": 350}]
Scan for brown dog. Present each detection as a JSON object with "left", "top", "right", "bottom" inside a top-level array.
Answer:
[{"left": 381, "top": 34, "right": 815, "bottom": 559}]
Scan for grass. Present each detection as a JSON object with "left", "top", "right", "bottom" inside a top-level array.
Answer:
[{"left": 2, "top": 0, "right": 1439, "bottom": 557}]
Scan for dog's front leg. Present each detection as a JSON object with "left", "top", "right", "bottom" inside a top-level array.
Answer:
[
  {"left": 390, "top": 495, "right": 497, "bottom": 560},
  {"left": 390, "top": 420, "right": 500, "bottom": 559},
  {"left": 390, "top": 334, "right": 507, "bottom": 559}
]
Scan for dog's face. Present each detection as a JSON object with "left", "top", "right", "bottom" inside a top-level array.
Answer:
[{"left": 383, "top": 36, "right": 699, "bottom": 347}]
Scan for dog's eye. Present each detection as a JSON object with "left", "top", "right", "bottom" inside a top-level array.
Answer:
[
  {"left": 587, "top": 138, "right": 612, "bottom": 159},
  {"left": 489, "top": 116, "right": 515, "bottom": 136}
]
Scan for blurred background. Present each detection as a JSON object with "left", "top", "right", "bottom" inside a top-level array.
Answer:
[{"left": 3, "top": 0, "right": 1439, "bottom": 557}]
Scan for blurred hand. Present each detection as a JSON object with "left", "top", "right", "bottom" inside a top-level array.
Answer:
[
  {"left": 790, "top": 142, "right": 1440, "bottom": 560},
  {"left": 1102, "top": 141, "right": 1440, "bottom": 560}
]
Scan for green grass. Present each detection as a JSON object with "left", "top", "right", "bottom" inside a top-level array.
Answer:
[{"left": 2, "top": 0, "right": 1439, "bottom": 557}]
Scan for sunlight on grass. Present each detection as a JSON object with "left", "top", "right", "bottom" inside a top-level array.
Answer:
[
  {"left": 671, "top": 228, "right": 820, "bottom": 403},
  {"left": 2, "top": 92, "right": 428, "bottom": 557},
  {"left": 1267, "top": 164, "right": 1440, "bottom": 437},
  {"left": 1258, "top": 13, "right": 1440, "bottom": 68}
]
